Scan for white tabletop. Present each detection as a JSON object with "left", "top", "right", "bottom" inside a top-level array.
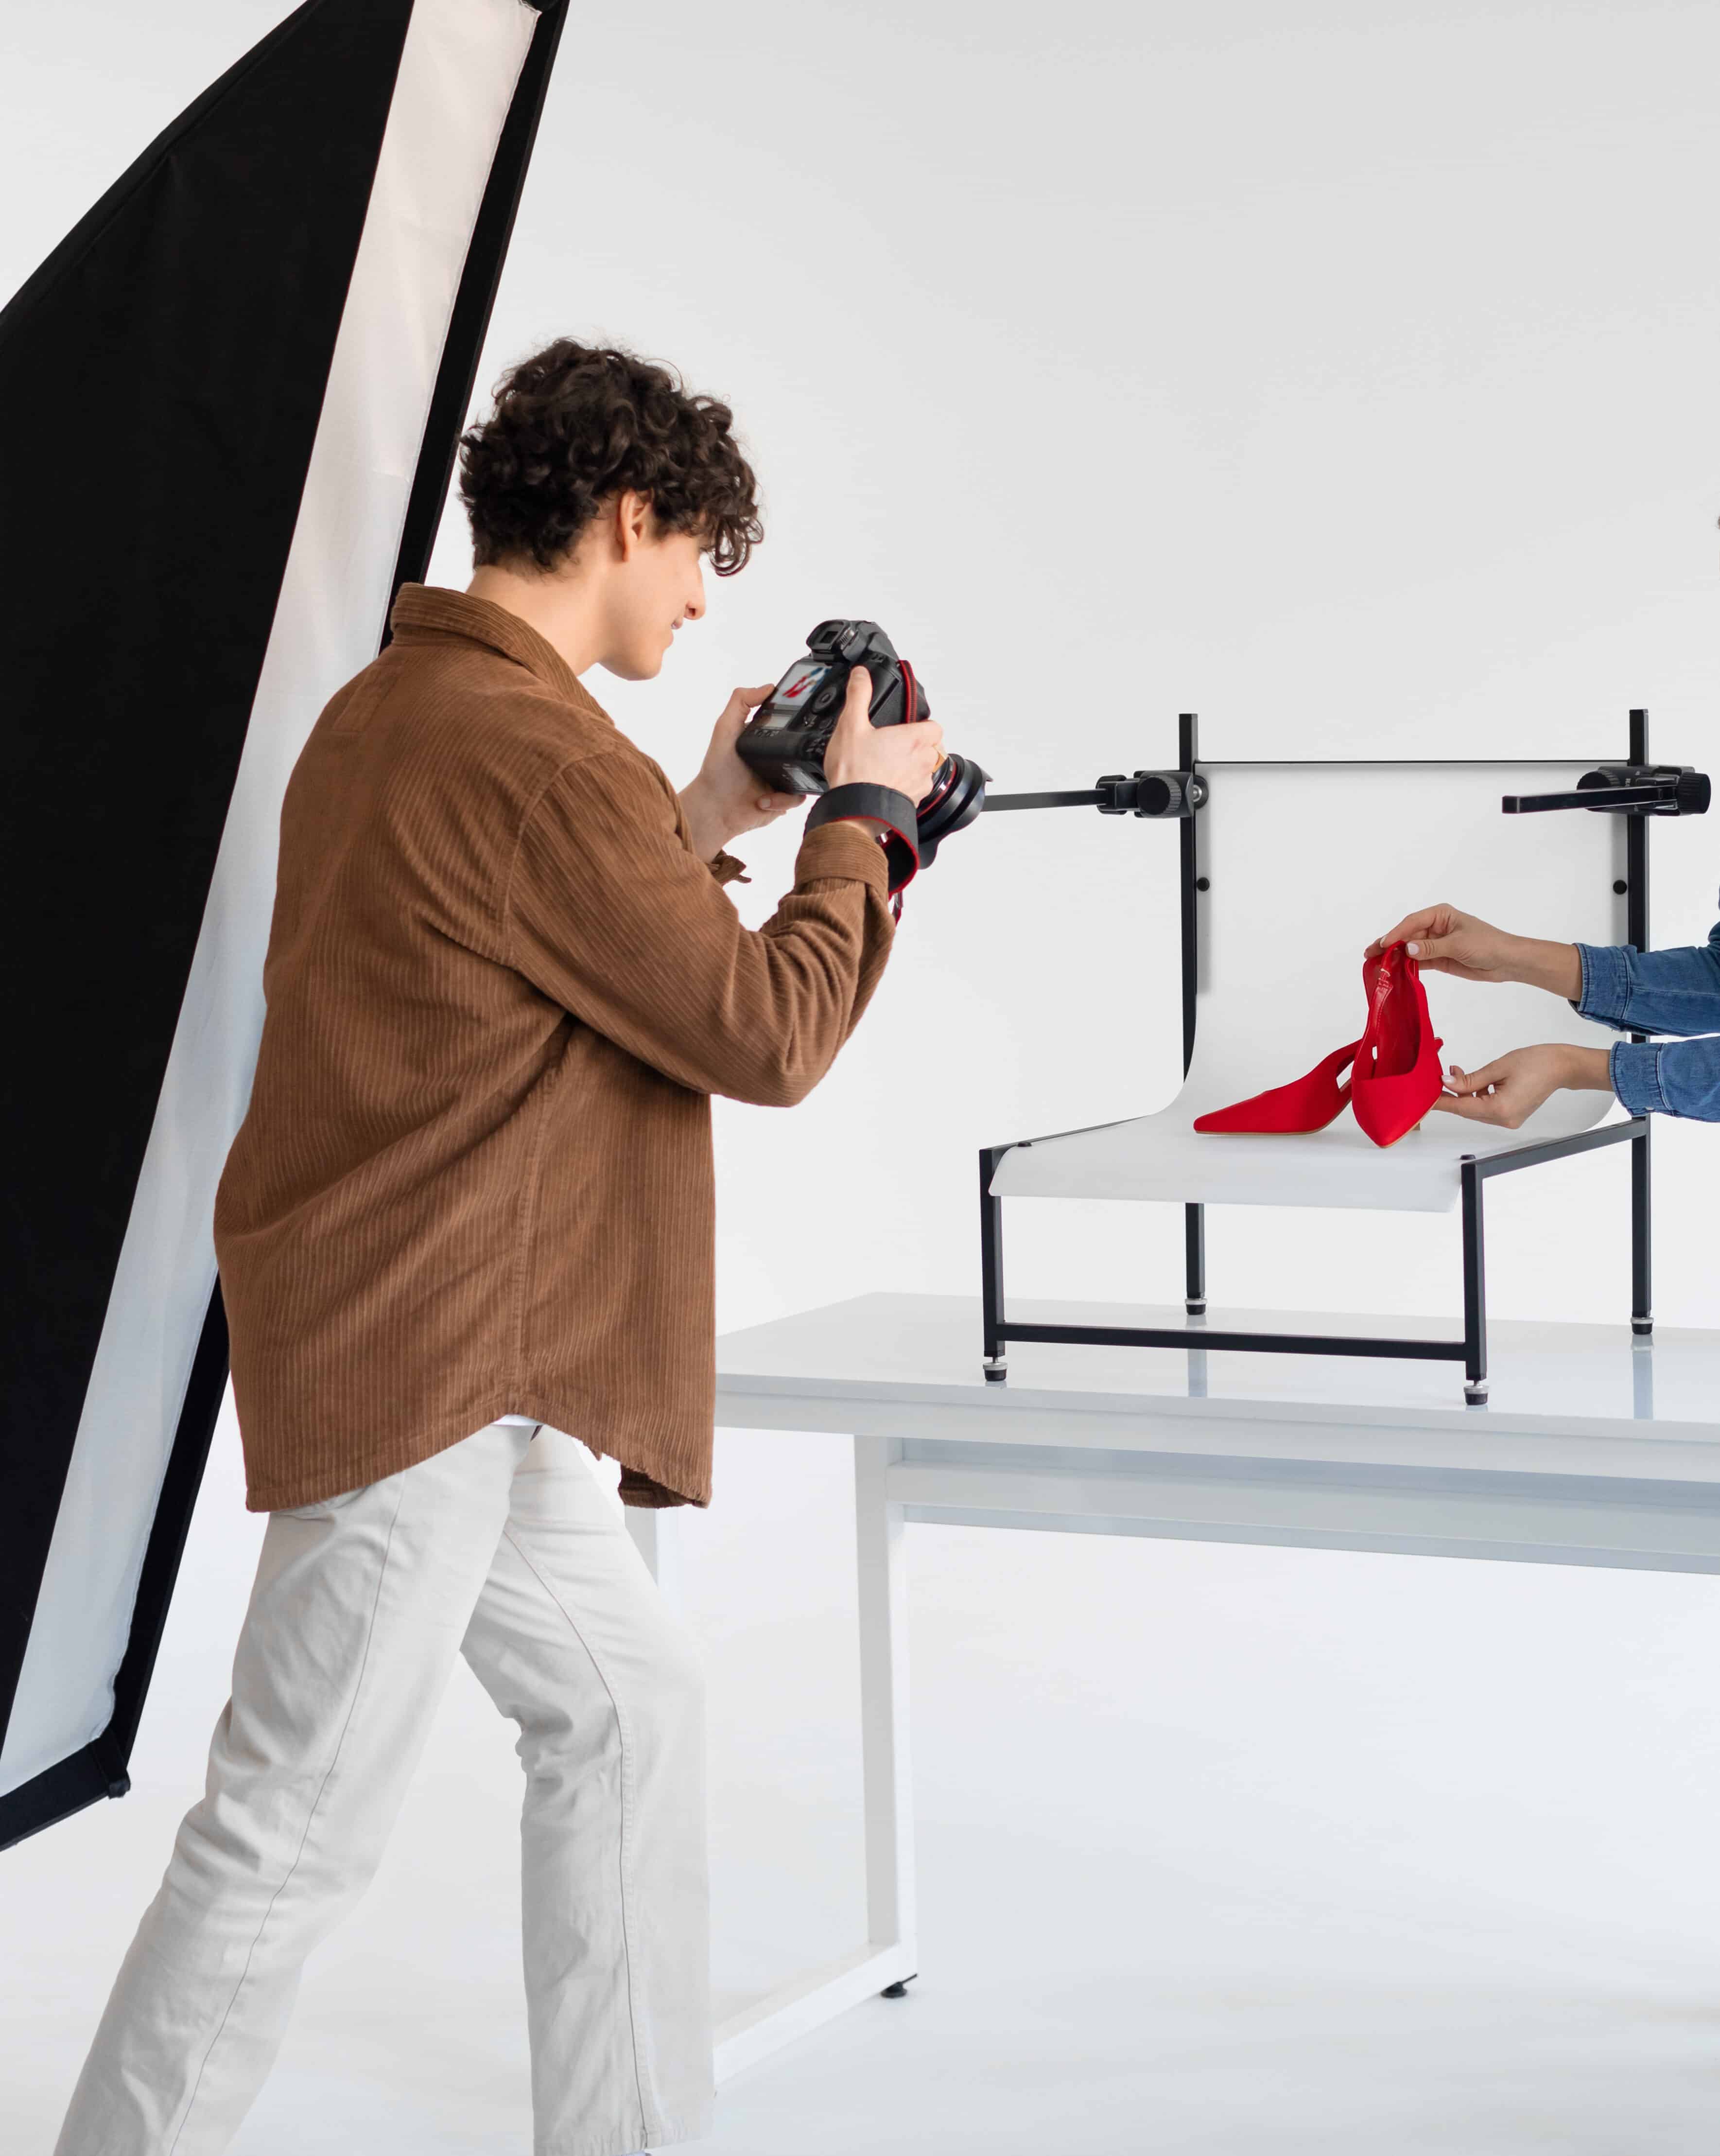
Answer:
[{"left": 715, "top": 1294, "right": 1720, "bottom": 1490}]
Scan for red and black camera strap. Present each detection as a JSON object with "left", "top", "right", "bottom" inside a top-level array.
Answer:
[{"left": 806, "top": 782, "right": 920, "bottom": 918}]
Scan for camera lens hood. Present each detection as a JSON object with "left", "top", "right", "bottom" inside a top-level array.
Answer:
[{"left": 916, "top": 754, "right": 990, "bottom": 867}]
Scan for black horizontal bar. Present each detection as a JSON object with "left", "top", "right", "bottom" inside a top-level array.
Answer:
[
  {"left": 1471, "top": 1118, "right": 1645, "bottom": 1180},
  {"left": 982, "top": 789, "right": 1104, "bottom": 812},
  {"left": 996, "top": 1321, "right": 1469, "bottom": 1363},
  {"left": 1214, "top": 757, "right": 1635, "bottom": 770}
]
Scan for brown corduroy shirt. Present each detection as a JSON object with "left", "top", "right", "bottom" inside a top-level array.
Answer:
[{"left": 214, "top": 584, "right": 895, "bottom": 1512}]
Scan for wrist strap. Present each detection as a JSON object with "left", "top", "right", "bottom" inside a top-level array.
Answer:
[{"left": 806, "top": 783, "right": 920, "bottom": 898}]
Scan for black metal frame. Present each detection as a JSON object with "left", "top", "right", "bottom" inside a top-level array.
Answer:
[{"left": 979, "top": 711, "right": 1657, "bottom": 1405}]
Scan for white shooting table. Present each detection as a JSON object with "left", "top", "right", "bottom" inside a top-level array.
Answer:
[{"left": 631, "top": 1291, "right": 1720, "bottom": 2081}]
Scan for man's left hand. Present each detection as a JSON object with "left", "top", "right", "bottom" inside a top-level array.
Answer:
[{"left": 679, "top": 684, "right": 805, "bottom": 862}]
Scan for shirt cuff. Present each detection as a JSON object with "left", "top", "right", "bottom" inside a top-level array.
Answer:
[
  {"left": 1609, "top": 1038, "right": 1665, "bottom": 1115},
  {"left": 794, "top": 818, "right": 893, "bottom": 899},
  {"left": 1574, "top": 941, "right": 1632, "bottom": 1023},
  {"left": 707, "top": 850, "right": 751, "bottom": 886}
]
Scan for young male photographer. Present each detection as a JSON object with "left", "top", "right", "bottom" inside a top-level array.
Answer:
[{"left": 56, "top": 340, "right": 942, "bottom": 2156}]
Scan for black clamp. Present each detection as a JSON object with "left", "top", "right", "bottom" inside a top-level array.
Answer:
[
  {"left": 1503, "top": 766, "right": 1711, "bottom": 816},
  {"left": 1095, "top": 769, "right": 1208, "bottom": 819}
]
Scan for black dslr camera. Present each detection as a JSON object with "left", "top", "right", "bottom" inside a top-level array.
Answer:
[{"left": 737, "top": 621, "right": 988, "bottom": 883}]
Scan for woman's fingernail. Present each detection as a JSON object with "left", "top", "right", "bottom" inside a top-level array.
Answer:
[{"left": 1406, "top": 941, "right": 1420, "bottom": 955}]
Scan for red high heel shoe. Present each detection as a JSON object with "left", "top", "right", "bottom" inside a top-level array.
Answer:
[
  {"left": 1192, "top": 1038, "right": 1362, "bottom": 1135},
  {"left": 1349, "top": 942, "right": 1444, "bottom": 1147},
  {"left": 1192, "top": 942, "right": 1442, "bottom": 1146}
]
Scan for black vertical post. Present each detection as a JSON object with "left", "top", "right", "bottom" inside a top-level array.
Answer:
[
  {"left": 1179, "top": 712, "right": 1200, "bottom": 1077},
  {"left": 1180, "top": 712, "right": 1207, "bottom": 1316},
  {"left": 980, "top": 1145, "right": 1008, "bottom": 1381},
  {"left": 1183, "top": 1205, "right": 1206, "bottom": 1319},
  {"left": 1460, "top": 1158, "right": 1488, "bottom": 1402},
  {"left": 1628, "top": 707, "right": 1652, "bottom": 1336}
]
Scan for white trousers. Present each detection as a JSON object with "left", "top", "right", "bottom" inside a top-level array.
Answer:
[{"left": 56, "top": 1421, "right": 714, "bottom": 2156}]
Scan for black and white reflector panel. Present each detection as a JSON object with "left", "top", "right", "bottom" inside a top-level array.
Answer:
[{"left": 0, "top": 0, "right": 566, "bottom": 1847}]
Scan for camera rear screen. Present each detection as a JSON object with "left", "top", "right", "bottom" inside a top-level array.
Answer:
[{"left": 758, "top": 657, "right": 829, "bottom": 726}]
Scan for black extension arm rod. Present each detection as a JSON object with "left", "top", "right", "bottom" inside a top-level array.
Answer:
[
  {"left": 984, "top": 770, "right": 1208, "bottom": 819},
  {"left": 1503, "top": 765, "right": 1711, "bottom": 817}
]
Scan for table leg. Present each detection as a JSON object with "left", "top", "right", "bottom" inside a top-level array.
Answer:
[
  {"left": 855, "top": 1433, "right": 919, "bottom": 1992},
  {"left": 623, "top": 1503, "right": 683, "bottom": 1616},
  {"left": 709, "top": 1432, "right": 918, "bottom": 2082}
]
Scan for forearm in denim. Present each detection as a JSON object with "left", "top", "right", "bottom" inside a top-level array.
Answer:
[
  {"left": 1575, "top": 936, "right": 1720, "bottom": 1039},
  {"left": 1573, "top": 943, "right": 1634, "bottom": 1031}
]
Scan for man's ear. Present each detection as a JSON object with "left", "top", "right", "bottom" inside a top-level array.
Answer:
[{"left": 614, "top": 488, "right": 653, "bottom": 561}]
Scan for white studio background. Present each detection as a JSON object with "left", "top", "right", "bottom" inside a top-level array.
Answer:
[{"left": 10, "top": 4, "right": 1720, "bottom": 2151}]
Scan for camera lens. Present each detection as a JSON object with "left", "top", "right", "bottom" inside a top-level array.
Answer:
[{"left": 916, "top": 754, "right": 989, "bottom": 867}]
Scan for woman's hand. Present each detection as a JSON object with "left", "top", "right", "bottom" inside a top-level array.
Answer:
[
  {"left": 678, "top": 684, "right": 806, "bottom": 862},
  {"left": 1367, "top": 903, "right": 1583, "bottom": 1000},
  {"left": 1367, "top": 904, "right": 1522, "bottom": 981},
  {"left": 1434, "top": 1044, "right": 1614, "bottom": 1128}
]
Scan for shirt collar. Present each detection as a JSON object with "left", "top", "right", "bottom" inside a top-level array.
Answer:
[{"left": 388, "top": 583, "right": 609, "bottom": 720}]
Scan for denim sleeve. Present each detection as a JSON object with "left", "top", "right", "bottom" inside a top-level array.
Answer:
[
  {"left": 1574, "top": 919, "right": 1720, "bottom": 1038},
  {"left": 1609, "top": 1035, "right": 1720, "bottom": 1121}
]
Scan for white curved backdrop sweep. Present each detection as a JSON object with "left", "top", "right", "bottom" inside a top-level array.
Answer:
[{"left": 992, "top": 760, "right": 1632, "bottom": 1214}]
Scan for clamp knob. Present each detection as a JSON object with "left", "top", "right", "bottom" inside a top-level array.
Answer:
[{"left": 1095, "top": 771, "right": 1207, "bottom": 818}]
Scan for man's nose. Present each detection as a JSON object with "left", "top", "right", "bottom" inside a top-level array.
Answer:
[{"left": 684, "top": 571, "right": 707, "bottom": 621}]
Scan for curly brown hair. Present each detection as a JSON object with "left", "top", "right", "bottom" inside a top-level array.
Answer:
[{"left": 457, "top": 338, "right": 762, "bottom": 576}]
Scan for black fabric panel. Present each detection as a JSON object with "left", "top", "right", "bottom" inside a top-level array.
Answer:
[
  {"left": 0, "top": 1288, "right": 228, "bottom": 1852},
  {"left": 0, "top": 1742, "right": 125, "bottom": 1856},
  {"left": 0, "top": 0, "right": 414, "bottom": 1748},
  {"left": 387, "top": 0, "right": 569, "bottom": 612},
  {"left": 105, "top": 1285, "right": 232, "bottom": 1766}
]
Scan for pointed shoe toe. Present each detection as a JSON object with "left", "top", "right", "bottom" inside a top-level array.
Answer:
[{"left": 1193, "top": 1039, "right": 1362, "bottom": 1136}]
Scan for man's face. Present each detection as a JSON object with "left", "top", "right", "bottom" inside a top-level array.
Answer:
[{"left": 601, "top": 515, "right": 707, "bottom": 681}]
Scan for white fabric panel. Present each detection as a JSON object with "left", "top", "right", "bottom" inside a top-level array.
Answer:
[
  {"left": 992, "top": 760, "right": 1633, "bottom": 1214},
  {"left": 0, "top": 0, "right": 539, "bottom": 1803}
]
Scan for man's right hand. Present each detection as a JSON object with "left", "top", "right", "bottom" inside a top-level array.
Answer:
[
  {"left": 823, "top": 666, "right": 945, "bottom": 804},
  {"left": 1366, "top": 903, "right": 1582, "bottom": 1001}
]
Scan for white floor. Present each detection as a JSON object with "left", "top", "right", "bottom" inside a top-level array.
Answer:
[{"left": 11, "top": 1408, "right": 1720, "bottom": 2153}]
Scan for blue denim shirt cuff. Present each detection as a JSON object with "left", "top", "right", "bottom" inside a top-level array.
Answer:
[
  {"left": 1574, "top": 941, "right": 1632, "bottom": 1024},
  {"left": 1609, "top": 1039, "right": 1664, "bottom": 1115}
]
